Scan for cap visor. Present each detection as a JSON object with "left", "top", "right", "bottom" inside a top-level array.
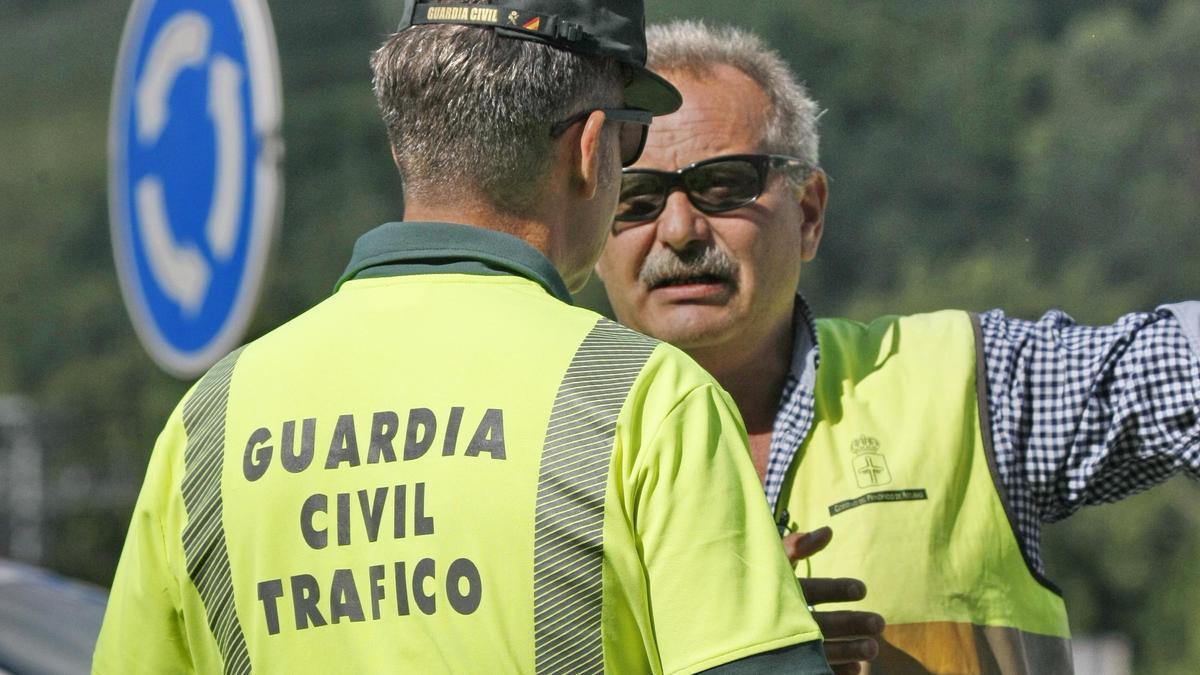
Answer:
[{"left": 624, "top": 66, "right": 682, "bottom": 116}]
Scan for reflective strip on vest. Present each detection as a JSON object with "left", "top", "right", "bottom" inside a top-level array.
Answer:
[
  {"left": 532, "top": 319, "right": 657, "bottom": 674},
  {"left": 865, "top": 622, "right": 1072, "bottom": 675},
  {"left": 181, "top": 347, "right": 250, "bottom": 675}
]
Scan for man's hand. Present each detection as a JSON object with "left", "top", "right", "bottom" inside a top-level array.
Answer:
[{"left": 783, "top": 527, "right": 885, "bottom": 675}]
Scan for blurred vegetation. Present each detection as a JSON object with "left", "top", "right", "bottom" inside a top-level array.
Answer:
[{"left": 0, "top": 0, "right": 1196, "bottom": 671}]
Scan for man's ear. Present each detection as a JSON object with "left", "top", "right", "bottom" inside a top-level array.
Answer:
[
  {"left": 593, "top": 257, "right": 609, "bottom": 284},
  {"left": 574, "top": 110, "right": 608, "bottom": 200},
  {"left": 798, "top": 169, "right": 828, "bottom": 261}
]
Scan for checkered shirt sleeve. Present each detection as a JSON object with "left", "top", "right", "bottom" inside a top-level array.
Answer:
[{"left": 980, "top": 307, "right": 1200, "bottom": 574}]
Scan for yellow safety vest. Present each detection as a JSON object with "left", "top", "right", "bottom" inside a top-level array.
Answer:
[{"left": 777, "top": 311, "right": 1071, "bottom": 674}]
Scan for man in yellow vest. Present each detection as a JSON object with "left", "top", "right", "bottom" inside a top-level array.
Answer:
[
  {"left": 93, "top": 3, "right": 834, "bottom": 672},
  {"left": 595, "top": 20, "right": 1200, "bottom": 675}
]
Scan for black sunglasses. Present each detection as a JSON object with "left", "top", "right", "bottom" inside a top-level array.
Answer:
[
  {"left": 549, "top": 108, "right": 652, "bottom": 167},
  {"left": 614, "top": 154, "right": 811, "bottom": 225}
]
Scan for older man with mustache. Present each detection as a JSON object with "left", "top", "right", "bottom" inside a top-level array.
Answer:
[{"left": 596, "top": 20, "right": 1200, "bottom": 675}]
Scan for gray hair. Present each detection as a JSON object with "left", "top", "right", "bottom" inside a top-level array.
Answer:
[
  {"left": 646, "top": 20, "right": 821, "bottom": 170},
  {"left": 371, "top": 2, "right": 626, "bottom": 215}
]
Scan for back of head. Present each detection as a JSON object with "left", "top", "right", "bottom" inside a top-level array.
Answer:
[
  {"left": 371, "top": 1, "right": 627, "bottom": 217},
  {"left": 646, "top": 20, "right": 822, "bottom": 170}
]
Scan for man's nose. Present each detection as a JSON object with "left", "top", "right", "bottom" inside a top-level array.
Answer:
[{"left": 655, "top": 190, "right": 711, "bottom": 252}]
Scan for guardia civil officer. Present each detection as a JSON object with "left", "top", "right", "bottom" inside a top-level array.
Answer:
[{"left": 93, "top": 2, "right": 832, "bottom": 673}]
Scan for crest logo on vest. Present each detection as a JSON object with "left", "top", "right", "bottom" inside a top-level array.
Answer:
[
  {"left": 851, "top": 435, "right": 891, "bottom": 488},
  {"left": 828, "top": 435, "right": 928, "bottom": 517}
]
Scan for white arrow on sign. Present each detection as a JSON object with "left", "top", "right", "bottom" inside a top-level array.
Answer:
[
  {"left": 205, "top": 54, "right": 246, "bottom": 262},
  {"left": 132, "top": 11, "right": 247, "bottom": 316}
]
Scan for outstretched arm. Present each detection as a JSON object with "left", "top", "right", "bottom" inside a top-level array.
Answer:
[{"left": 978, "top": 302, "right": 1200, "bottom": 572}]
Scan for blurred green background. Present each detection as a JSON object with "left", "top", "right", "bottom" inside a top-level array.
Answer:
[{"left": 1, "top": 0, "right": 1197, "bottom": 671}]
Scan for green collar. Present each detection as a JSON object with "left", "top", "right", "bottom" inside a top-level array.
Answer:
[{"left": 336, "top": 221, "right": 573, "bottom": 304}]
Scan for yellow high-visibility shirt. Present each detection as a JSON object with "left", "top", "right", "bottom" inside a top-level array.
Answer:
[{"left": 94, "top": 222, "right": 826, "bottom": 674}]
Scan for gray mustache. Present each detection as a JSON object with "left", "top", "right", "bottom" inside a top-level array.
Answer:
[{"left": 638, "top": 246, "right": 739, "bottom": 289}]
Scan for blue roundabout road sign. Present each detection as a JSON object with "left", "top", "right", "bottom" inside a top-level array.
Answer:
[{"left": 109, "top": 0, "right": 283, "bottom": 378}]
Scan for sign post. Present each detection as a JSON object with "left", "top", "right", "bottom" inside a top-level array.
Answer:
[{"left": 109, "top": 0, "right": 283, "bottom": 378}]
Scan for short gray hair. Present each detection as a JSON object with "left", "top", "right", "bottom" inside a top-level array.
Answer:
[
  {"left": 646, "top": 20, "right": 821, "bottom": 170},
  {"left": 371, "top": 3, "right": 626, "bottom": 215}
]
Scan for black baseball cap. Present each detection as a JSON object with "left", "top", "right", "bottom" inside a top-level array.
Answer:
[{"left": 397, "top": 0, "right": 682, "bottom": 116}]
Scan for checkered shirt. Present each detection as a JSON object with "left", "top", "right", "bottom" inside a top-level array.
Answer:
[{"left": 766, "top": 297, "right": 1200, "bottom": 574}]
